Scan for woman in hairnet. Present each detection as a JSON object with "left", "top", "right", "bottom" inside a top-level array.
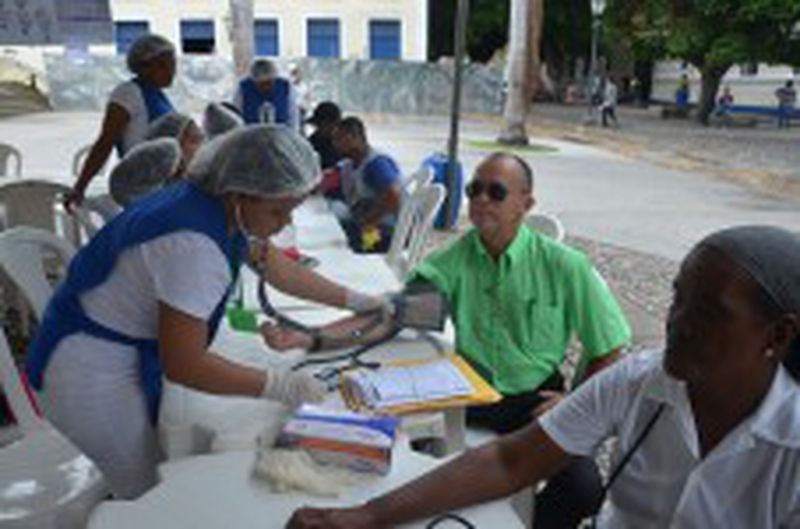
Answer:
[
  {"left": 145, "top": 111, "right": 205, "bottom": 175},
  {"left": 203, "top": 102, "right": 244, "bottom": 139},
  {"left": 109, "top": 137, "right": 182, "bottom": 206},
  {"left": 27, "top": 125, "right": 379, "bottom": 499},
  {"left": 65, "top": 34, "right": 177, "bottom": 212}
]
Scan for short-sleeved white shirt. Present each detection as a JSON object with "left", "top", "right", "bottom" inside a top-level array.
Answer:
[
  {"left": 46, "top": 231, "right": 232, "bottom": 378},
  {"left": 540, "top": 351, "right": 800, "bottom": 528},
  {"left": 108, "top": 80, "right": 150, "bottom": 155}
]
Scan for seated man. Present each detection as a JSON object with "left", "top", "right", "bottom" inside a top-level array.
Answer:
[
  {"left": 267, "top": 152, "right": 630, "bottom": 529},
  {"left": 287, "top": 225, "right": 800, "bottom": 529},
  {"left": 234, "top": 59, "right": 297, "bottom": 128},
  {"left": 328, "top": 116, "right": 403, "bottom": 253}
]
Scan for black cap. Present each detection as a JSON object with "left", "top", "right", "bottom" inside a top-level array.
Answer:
[{"left": 306, "top": 101, "right": 342, "bottom": 125}]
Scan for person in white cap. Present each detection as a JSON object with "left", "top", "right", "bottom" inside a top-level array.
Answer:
[
  {"left": 234, "top": 58, "right": 298, "bottom": 129},
  {"left": 27, "top": 125, "right": 384, "bottom": 499},
  {"left": 65, "top": 34, "right": 179, "bottom": 212}
]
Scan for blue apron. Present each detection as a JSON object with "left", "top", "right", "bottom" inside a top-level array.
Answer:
[
  {"left": 239, "top": 77, "right": 291, "bottom": 125},
  {"left": 25, "top": 182, "right": 246, "bottom": 424},
  {"left": 114, "top": 77, "right": 175, "bottom": 156}
]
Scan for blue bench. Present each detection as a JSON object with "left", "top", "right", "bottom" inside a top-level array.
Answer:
[{"left": 726, "top": 104, "right": 800, "bottom": 123}]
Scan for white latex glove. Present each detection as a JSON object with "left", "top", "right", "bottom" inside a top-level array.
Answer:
[
  {"left": 261, "top": 366, "right": 327, "bottom": 408},
  {"left": 344, "top": 289, "right": 394, "bottom": 315}
]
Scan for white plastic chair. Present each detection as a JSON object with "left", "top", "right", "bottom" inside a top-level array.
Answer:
[
  {"left": 525, "top": 212, "right": 565, "bottom": 242},
  {"left": 73, "top": 194, "right": 121, "bottom": 241},
  {"left": 0, "top": 227, "right": 76, "bottom": 321},
  {"left": 385, "top": 183, "right": 446, "bottom": 279},
  {"left": 0, "top": 324, "right": 108, "bottom": 528},
  {"left": 0, "top": 179, "right": 81, "bottom": 244},
  {"left": 402, "top": 165, "right": 434, "bottom": 195},
  {"left": 0, "top": 143, "right": 22, "bottom": 178}
]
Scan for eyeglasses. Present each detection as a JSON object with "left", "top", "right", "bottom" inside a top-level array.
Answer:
[{"left": 465, "top": 180, "right": 508, "bottom": 202}]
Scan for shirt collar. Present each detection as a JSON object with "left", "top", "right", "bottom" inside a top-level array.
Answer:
[
  {"left": 471, "top": 224, "right": 534, "bottom": 267},
  {"left": 643, "top": 358, "right": 800, "bottom": 449}
]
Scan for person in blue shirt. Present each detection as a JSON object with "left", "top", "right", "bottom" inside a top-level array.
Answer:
[
  {"left": 65, "top": 34, "right": 177, "bottom": 212},
  {"left": 329, "top": 116, "right": 403, "bottom": 253},
  {"left": 234, "top": 59, "right": 298, "bottom": 128}
]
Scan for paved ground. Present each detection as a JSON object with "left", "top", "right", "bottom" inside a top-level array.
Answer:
[{"left": 3, "top": 108, "right": 800, "bottom": 350}]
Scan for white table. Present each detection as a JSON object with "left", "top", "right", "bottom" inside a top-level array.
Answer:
[{"left": 87, "top": 442, "right": 525, "bottom": 529}]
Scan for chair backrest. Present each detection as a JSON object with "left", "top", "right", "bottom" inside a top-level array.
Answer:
[
  {"left": 0, "top": 178, "right": 75, "bottom": 236},
  {"left": 0, "top": 143, "right": 22, "bottom": 178},
  {"left": 0, "top": 227, "right": 76, "bottom": 321},
  {"left": 403, "top": 165, "right": 434, "bottom": 195},
  {"left": 73, "top": 194, "right": 121, "bottom": 241},
  {"left": 386, "top": 183, "right": 446, "bottom": 279},
  {"left": 525, "top": 212, "right": 565, "bottom": 242},
  {"left": 0, "top": 324, "right": 40, "bottom": 432}
]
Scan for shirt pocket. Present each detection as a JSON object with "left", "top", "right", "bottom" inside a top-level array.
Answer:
[{"left": 526, "top": 300, "right": 564, "bottom": 354}]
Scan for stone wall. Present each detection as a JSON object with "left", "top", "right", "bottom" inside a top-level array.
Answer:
[{"left": 43, "top": 54, "right": 504, "bottom": 116}]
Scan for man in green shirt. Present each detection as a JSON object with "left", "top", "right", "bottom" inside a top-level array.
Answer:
[{"left": 407, "top": 152, "right": 630, "bottom": 529}]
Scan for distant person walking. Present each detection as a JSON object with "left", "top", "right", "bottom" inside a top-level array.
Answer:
[
  {"left": 714, "top": 85, "right": 734, "bottom": 126},
  {"left": 601, "top": 79, "right": 619, "bottom": 128},
  {"left": 775, "top": 80, "right": 796, "bottom": 129},
  {"left": 675, "top": 73, "right": 690, "bottom": 111}
]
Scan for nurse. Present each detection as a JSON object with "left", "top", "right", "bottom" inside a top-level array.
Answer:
[
  {"left": 65, "top": 34, "right": 177, "bottom": 211},
  {"left": 27, "top": 125, "right": 381, "bottom": 499}
]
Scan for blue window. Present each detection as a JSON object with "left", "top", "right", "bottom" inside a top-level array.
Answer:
[
  {"left": 307, "top": 19, "right": 340, "bottom": 58},
  {"left": 254, "top": 19, "right": 279, "bottom": 56},
  {"left": 369, "top": 20, "right": 401, "bottom": 60},
  {"left": 114, "top": 21, "right": 149, "bottom": 55},
  {"left": 181, "top": 20, "right": 215, "bottom": 54}
]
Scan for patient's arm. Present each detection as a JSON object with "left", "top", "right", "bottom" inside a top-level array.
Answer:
[{"left": 260, "top": 312, "right": 395, "bottom": 353}]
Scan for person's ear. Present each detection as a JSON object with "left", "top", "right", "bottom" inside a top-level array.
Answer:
[
  {"left": 769, "top": 314, "right": 800, "bottom": 362},
  {"left": 524, "top": 193, "right": 535, "bottom": 213}
]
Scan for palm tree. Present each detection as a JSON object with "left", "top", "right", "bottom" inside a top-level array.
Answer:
[{"left": 498, "top": 0, "right": 543, "bottom": 145}]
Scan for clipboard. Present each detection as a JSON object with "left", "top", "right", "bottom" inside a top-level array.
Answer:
[{"left": 340, "top": 353, "right": 501, "bottom": 415}]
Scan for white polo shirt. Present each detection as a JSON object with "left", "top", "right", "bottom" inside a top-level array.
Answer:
[{"left": 539, "top": 350, "right": 800, "bottom": 528}]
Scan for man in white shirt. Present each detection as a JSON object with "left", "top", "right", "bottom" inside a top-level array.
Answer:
[{"left": 287, "top": 225, "right": 800, "bottom": 529}]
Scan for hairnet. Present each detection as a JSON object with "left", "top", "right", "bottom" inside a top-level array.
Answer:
[
  {"left": 109, "top": 137, "right": 182, "bottom": 206},
  {"left": 126, "top": 34, "right": 175, "bottom": 73},
  {"left": 697, "top": 225, "right": 800, "bottom": 379},
  {"left": 250, "top": 59, "right": 277, "bottom": 81},
  {"left": 187, "top": 124, "right": 321, "bottom": 199},
  {"left": 203, "top": 102, "right": 243, "bottom": 139},
  {"left": 145, "top": 112, "right": 194, "bottom": 141}
]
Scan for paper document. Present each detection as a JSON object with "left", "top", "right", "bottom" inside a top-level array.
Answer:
[{"left": 347, "top": 359, "right": 474, "bottom": 408}]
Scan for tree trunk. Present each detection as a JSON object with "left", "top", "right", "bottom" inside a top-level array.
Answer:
[
  {"left": 696, "top": 65, "right": 727, "bottom": 125},
  {"left": 498, "top": 0, "right": 543, "bottom": 145},
  {"left": 228, "top": 0, "right": 254, "bottom": 78}
]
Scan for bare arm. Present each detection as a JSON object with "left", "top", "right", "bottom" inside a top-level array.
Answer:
[
  {"left": 66, "top": 102, "right": 130, "bottom": 210},
  {"left": 584, "top": 348, "right": 621, "bottom": 380},
  {"left": 287, "top": 423, "right": 570, "bottom": 528},
  {"left": 158, "top": 301, "right": 266, "bottom": 396}
]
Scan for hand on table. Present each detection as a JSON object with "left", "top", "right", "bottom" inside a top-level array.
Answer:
[
  {"left": 260, "top": 322, "right": 314, "bottom": 351},
  {"left": 286, "top": 506, "right": 379, "bottom": 529},
  {"left": 262, "top": 365, "right": 327, "bottom": 408}
]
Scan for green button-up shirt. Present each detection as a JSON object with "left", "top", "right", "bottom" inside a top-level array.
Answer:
[{"left": 409, "top": 225, "right": 631, "bottom": 395}]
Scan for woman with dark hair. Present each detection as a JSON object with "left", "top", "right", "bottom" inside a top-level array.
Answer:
[{"left": 288, "top": 225, "right": 800, "bottom": 529}]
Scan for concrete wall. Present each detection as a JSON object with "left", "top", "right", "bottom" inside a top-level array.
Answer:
[
  {"left": 43, "top": 54, "right": 504, "bottom": 116},
  {"left": 652, "top": 60, "right": 798, "bottom": 106}
]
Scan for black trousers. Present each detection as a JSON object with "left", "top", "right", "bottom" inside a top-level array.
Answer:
[{"left": 467, "top": 374, "right": 603, "bottom": 529}]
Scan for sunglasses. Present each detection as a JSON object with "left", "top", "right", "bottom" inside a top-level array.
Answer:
[{"left": 465, "top": 180, "right": 508, "bottom": 202}]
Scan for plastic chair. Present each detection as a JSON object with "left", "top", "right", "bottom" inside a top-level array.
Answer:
[
  {"left": 385, "top": 183, "right": 446, "bottom": 279},
  {"left": 0, "top": 179, "right": 80, "bottom": 243},
  {"left": 402, "top": 165, "right": 434, "bottom": 195},
  {"left": 73, "top": 194, "right": 121, "bottom": 241},
  {"left": 0, "top": 227, "right": 76, "bottom": 321},
  {"left": 0, "top": 324, "right": 108, "bottom": 528},
  {"left": 525, "top": 212, "right": 565, "bottom": 242},
  {"left": 0, "top": 143, "right": 22, "bottom": 178}
]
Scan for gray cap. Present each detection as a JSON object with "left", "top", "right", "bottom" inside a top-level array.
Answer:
[
  {"left": 146, "top": 112, "right": 195, "bottom": 141},
  {"left": 203, "top": 103, "right": 244, "bottom": 139},
  {"left": 126, "top": 34, "right": 175, "bottom": 74},
  {"left": 250, "top": 59, "right": 277, "bottom": 81},
  {"left": 109, "top": 137, "right": 182, "bottom": 206},
  {"left": 187, "top": 124, "right": 321, "bottom": 199}
]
